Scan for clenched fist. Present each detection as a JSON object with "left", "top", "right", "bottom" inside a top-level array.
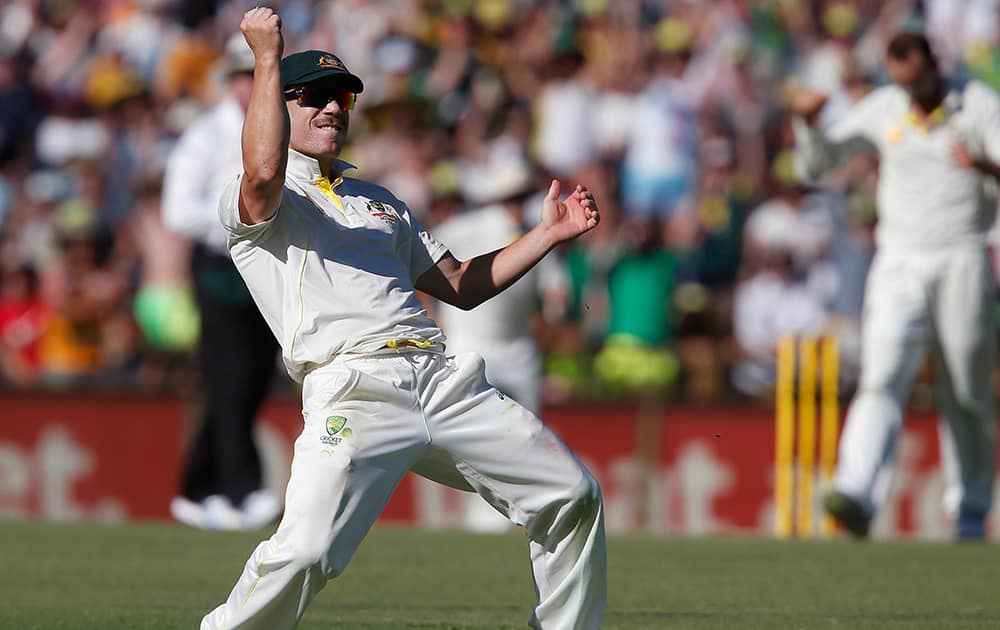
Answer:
[{"left": 241, "top": 6, "right": 283, "bottom": 62}]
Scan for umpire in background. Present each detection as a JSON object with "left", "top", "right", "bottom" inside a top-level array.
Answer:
[{"left": 161, "top": 33, "right": 281, "bottom": 530}]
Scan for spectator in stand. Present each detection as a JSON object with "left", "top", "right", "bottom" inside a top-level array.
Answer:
[
  {"left": 0, "top": 263, "right": 46, "bottom": 386},
  {"left": 0, "top": 52, "right": 41, "bottom": 164},
  {"left": 620, "top": 18, "right": 700, "bottom": 219},
  {"left": 161, "top": 33, "right": 281, "bottom": 531},
  {"left": 592, "top": 214, "right": 681, "bottom": 398},
  {"left": 533, "top": 46, "right": 594, "bottom": 178},
  {"left": 36, "top": 199, "right": 132, "bottom": 387},
  {"left": 731, "top": 150, "right": 838, "bottom": 397}
]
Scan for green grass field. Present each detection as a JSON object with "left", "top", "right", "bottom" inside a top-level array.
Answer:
[{"left": 1, "top": 521, "right": 998, "bottom": 629}]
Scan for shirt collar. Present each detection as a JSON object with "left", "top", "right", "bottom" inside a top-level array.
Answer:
[
  {"left": 286, "top": 148, "right": 357, "bottom": 184},
  {"left": 905, "top": 83, "right": 964, "bottom": 130}
]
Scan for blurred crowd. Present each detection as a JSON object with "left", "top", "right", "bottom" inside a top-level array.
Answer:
[{"left": 1, "top": 0, "right": 999, "bottom": 403}]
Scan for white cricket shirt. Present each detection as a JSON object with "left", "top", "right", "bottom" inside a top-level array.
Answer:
[
  {"left": 219, "top": 149, "right": 449, "bottom": 382},
  {"left": 794, "top": 79, "right": 1000, "bottom": 250}
]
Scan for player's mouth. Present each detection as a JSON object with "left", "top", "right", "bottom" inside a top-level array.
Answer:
[{"left": 314, "top": 117, "right": 346, "bottom": 133}]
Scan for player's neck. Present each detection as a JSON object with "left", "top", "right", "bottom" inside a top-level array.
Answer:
[{"left": 910, "top": 76, "right": 945, "bottom": 117}]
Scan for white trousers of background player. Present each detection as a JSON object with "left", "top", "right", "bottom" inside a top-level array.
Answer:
[
  {"left": 201, "top": 350, "right": 606, "bottom": 630},
  {"left": 834, "top": 246, "right": 997, "bottom": 523}
]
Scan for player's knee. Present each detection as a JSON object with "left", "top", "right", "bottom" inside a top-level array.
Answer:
[
  {"left": 286, "top": 541, "right": 330, "bottom": 574},
  {"left": 527, "top": 472, "right": 602, "bottom": 545},
  {"left": 556, "top": 470, "right": 603, "bottom": 515}
]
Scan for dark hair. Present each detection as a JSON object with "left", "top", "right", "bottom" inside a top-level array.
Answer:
[{"left": 887, "top": 32, "right": 936, "bottom": 67}]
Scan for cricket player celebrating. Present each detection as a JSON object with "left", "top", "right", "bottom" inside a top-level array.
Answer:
[
  {"left": 201, "top": 7, "right": 606, "bottom": 629},
  {"left": 793, "top": 32, "right": 999, "bottom": 539}
]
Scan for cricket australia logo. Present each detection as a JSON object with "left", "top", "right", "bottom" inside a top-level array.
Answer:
[
  {"left": 322, "top": 415, "right": 351, "bottom": 445},
  {"left": 366, "top": 200, "right": 399, "bottom": 226},
  {"left": 317, "top": 55, "right": 345, "bottom": 71}
]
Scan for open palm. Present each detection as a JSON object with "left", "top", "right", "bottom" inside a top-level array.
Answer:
[{"left": 539, "top": 180, "right": 600, "bottom": 245}]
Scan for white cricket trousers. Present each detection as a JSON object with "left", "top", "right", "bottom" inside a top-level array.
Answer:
[
  {"left": 835, "top": 245, "right": 997, "bottom": 520},
  {"left": 201, "top": 350, "right": 606, "bottom": 630}
]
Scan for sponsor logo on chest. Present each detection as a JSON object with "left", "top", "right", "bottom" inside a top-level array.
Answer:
[{"left": 365, "top": 200, "right": 400, "bottom": 226}]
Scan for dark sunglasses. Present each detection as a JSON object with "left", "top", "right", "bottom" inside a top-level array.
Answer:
[{"left": 284, "top": 84, "right": 357, "bottom": 111}]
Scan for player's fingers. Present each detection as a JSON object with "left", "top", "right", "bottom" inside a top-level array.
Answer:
[
  {"left": 242, "top": 7, "right": 268, "bottom": 28},
  {"left": 545, "top": 179, "right": 560, "bottom": 200},
  {"left": 245, "top": 6, "right": 277, "bottom": 24}
]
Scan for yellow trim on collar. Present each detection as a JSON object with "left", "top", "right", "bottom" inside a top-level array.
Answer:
[
  {"left": 315, "top": 176, "right": 346, "bottom": 215},
  {"left": 905, "top": 103, "right": 949, "bottom": 132}
]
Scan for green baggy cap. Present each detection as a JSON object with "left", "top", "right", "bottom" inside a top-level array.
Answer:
[{"left": 280, "top": 50, "right": 364, "bottom": 93}]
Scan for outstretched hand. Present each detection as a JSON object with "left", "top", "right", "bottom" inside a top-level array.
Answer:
[
  {"left": 790, "top": 89, "right": 828, "bottom": 126},
  {"left": 539, "top": 180, "right": 600, "bottom": 245},
  {"left": 241, "top": 6, "right": 283, "bottom": 62}
]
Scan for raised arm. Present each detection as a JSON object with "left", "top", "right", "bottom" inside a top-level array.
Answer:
[
  {"left": 416, "top": 180, "right": 599, "bottom": 310},
  {"left": 238, "top": 7, "right": 288, "bottom": 225},
  {"left": 791, "top": 88, "right": 878, "bottom": 182}
]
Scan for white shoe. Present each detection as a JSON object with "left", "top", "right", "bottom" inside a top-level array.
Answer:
[
  {"left": 170, "top": 496, "right": 206, "bottom": 529},
  {"left": 241, "top": 489, "right": 282, "bottom": 529},
  {"left": 202, "top": 495, "right": 245, "bottom": 531}
]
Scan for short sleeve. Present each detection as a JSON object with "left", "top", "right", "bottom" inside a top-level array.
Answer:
[
  {"left": 217, "top": 173, "right": 282, "bottom": 241},
  {"left": 406, "top": 210, "right": 449, "bottom": 281}
]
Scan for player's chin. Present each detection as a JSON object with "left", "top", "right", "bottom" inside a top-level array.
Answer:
[{"left": 310, "top": 138, "right": 345, "bottom": 159}]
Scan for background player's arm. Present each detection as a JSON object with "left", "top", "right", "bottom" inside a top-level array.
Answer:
[
  {"left": 954, "top": 82, "right": 1000, "bottom": 182},
  {"left": 238, "top": 7, "right": 288, "bottom": 225},
  {"left": 953, "top": 143, "right": 1000, "bottom": 181},
  {"left": 791, "top": 88, "right": 878, "bottom": 181},
  {"left": 417, "top": 180, "right": 598, "bottom": 310}
]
